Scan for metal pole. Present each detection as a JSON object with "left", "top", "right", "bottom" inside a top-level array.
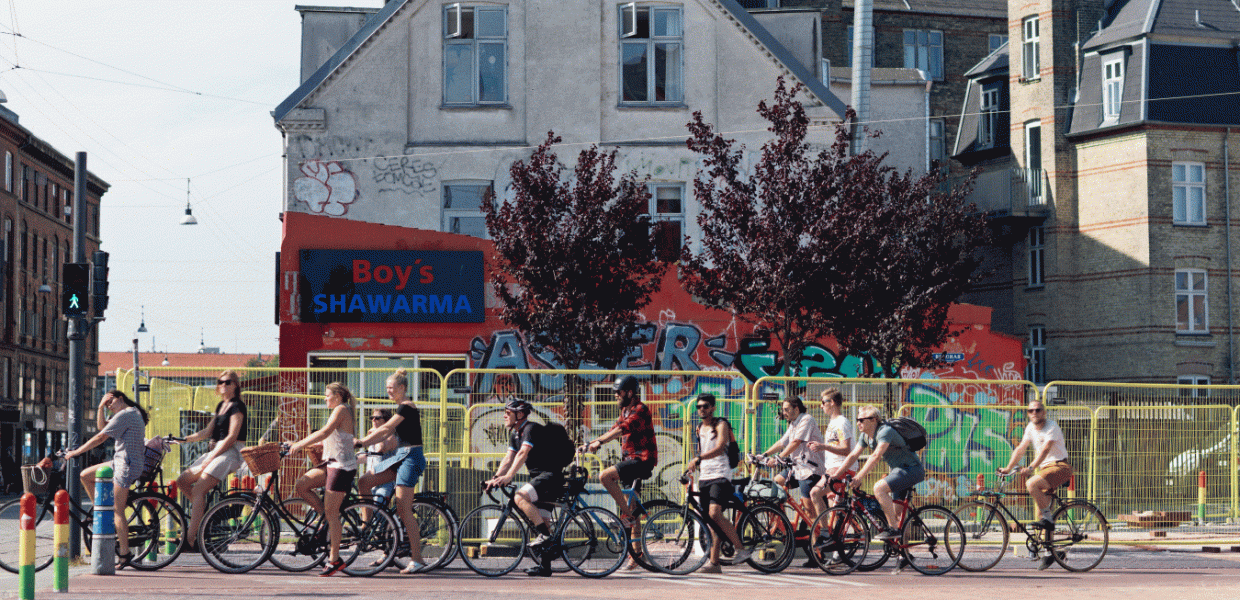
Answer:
[{"left": 67, "top": 151, "right": 88, "bottom": 559}]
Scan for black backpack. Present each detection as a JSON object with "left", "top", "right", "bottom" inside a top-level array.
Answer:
[
  {"left": 883, "top": 417, "right": 928, "bottom": 452},
  {"left": 541, "top": 422, "right": 576, "bottom": 470}
]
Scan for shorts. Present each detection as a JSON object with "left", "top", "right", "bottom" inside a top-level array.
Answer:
[
  {"left": 395, "top": 446, "right": 426, "bottom": 489},
  {"left": 186, "top": 441, "right": 245, "bottom": 482},
  {"left": 520, "top": 470, "right": 566, "bottom": 504},
  {"left": 112, "top": 457, "right": 143, "bottom": 488},
  {"left": 615, "top": 458, "right": 656, "bottom": 489},
  {"left": 699, "top": 477, "right": 737, "bottom": 510},
  {"left": 882, "top": 464, "right": 925, "bottom": 500},
  {"left": 1036, "top": 461, "right": 1073, "bottom": 490},
  {"left": 325, "top": 468, "right": 356, "bottom": 493},
  {"left": 778, "top": 468, "right": 822, "bottom": 498}
]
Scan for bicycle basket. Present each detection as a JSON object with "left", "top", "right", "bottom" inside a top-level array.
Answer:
[
  {"left": 139, "top": 437, "right": 170, "bottom": 481},
  {"left": 21, "top": 465, "right": 50, "bottom": 496},
  {"left": 241, "top": 443, "right": 282, "bottom": 475}
]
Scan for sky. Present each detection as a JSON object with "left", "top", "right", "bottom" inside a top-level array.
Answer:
[{"left": 0, "top": 0, "right": 387, "bottom": 355}]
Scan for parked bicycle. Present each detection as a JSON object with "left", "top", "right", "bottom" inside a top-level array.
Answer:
[
  {"left": 954, "top": 471, "right": 1109, "bottom": 572},
  {"left": 0, "top": 440, "right": 187, "bottom": 573},
  {"left": 639, "top": 469, "right": 795, "bottom": 575},
  {"left": 810, "top": 475, "right": 965, "bottom": 575},
  {"left": 457, "top": 465, "right": 629, "bottom": 577}
]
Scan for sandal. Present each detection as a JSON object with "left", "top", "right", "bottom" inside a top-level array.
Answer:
[
  {"left": 116, "top": 552, "right": 133, "bottom": 570},
  {"left": 400, "top": 560, "right": 428, "bottom": 574},
  {"left": 618, "top": 512, "right": 637, "bottom": 529}
]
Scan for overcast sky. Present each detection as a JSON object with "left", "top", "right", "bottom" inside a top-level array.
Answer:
[{"left": 0, "top": 0, "right": 386, "bottom": 355}]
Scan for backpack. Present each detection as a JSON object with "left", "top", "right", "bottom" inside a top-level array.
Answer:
[
  {"left": 883, "top": 417, "right": 928, "bottom": 452},
  {"left": 540, "top": 422, "right": 576, "bottom": 471}
]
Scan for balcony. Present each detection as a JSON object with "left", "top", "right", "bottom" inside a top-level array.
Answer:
[{"left": 964, "top": 166, "right": 1050, "bottom": 218}]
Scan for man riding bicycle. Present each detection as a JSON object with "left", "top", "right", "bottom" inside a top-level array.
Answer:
[
  {"left": 998, "top": 400, "right": 1072, "bottom": 570},
  {"left": 584, "top": 375, "right": 658, "bottom": 528},
  {"left": 831, "top": 406, "right": 924, "bottom": 541},
  {"left": 484, "top": 398, "right": 565, "bottom": 577}
]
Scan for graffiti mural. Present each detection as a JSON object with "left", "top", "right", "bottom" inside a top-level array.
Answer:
[
  {"left": 906, "top": 383, "right": 1019, "bottom": 502},
  {"left": 293, "top": 160, "right": 359, "bottom": 216},
  {"left": 372, "top": 156, "right": 437, "bottom": 195}
]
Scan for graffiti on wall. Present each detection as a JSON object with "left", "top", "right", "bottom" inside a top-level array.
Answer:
[
  {"left": 372, "top": 156, "right": 437, "bottom": 196},
  {"left": 294, "top": 160, "right": 359, "bottom": 216},
  {"left": 906, "top": 383, "right": 1019, "bottom": 501}
]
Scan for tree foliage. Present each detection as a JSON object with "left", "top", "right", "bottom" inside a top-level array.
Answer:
[
  {"left": 484, "top": 132, "right": 669, "bottom": 371},
  {"left": 681, "top": 79, "right": 988, "bottom": 377}
]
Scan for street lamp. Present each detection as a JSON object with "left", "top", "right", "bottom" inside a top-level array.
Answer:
[
  {"left": 180, "top": 178, "right": 198, "bottom": 225},
  {"left": 137, "top": 305, "right": 148, "bottom": 333}
]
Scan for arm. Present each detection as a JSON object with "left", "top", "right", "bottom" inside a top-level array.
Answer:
[
  {"left": 375, "top": 433, "right": 399, "bottom": 454},
  {"left": 1021, "top": 442, "right": 1055, "bottom": 477},
  {"left": 584, "top": 425, "right": 624, "bottom": 452},
  {"left": 289, "top": 405, "right": 347, "bottom": 454},
  {"left": 487, "top": 445, "right": 531, "bottom": 488},
  {"left": 687, "top": 419, "right": 730, "bottom": 470},
  {"left": 356, "top": 412, "right": 404, "bottom": 447},
  {"left": 998, "top": 436, "right": 1032, "bottom": 474},
  {"left": 201, "top": 408, "right": 245, "bottom": 465},
  {"left": 831, "top": 443, "right": 867, "bottom": 479},
  {"left": 64, "top": 431, "right": 111, "bottom": 461},
  {"left": 849, "top": 441, "right": 889, "bottom": 488}
]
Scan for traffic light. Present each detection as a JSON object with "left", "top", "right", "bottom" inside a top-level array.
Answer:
[
  {"left": 62, "top": 263, "right": 89, "bottom": 317},
  {"left": 91, "top": 250, "right": 109, "bottom": 317}
]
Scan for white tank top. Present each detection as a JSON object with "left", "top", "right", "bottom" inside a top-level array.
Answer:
[
  {"left": 324, "top": 422, "right": 358, "bottom": 471},
  {"left": 698, "top": 419, "right": 732, "bottom": 481}
]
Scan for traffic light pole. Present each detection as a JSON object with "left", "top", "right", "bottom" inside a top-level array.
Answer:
[{"left": 67, "top": 151, "right": 89, "bottom": 559}]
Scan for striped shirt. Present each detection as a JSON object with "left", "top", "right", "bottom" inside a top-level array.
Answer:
[{"left": 100, "top": 406, "right": 146, "bottom": 479}]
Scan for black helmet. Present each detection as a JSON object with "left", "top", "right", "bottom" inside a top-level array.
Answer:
[
  {"left": 504, "top": 398, "right": 532, "bottom": 415},
  {"left": 613, "top": 375, "right": 639, "bottom": 393}
]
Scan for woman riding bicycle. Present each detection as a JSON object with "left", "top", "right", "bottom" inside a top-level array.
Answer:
[
  {"left": 177, "top": 369, "right": 248, "bottom": 551},
  {"left": 288, "top": 381, "right": 357, "bottom": 577},
  {"left": 63, "top": 389, "right": 149, "bottom": 568}
]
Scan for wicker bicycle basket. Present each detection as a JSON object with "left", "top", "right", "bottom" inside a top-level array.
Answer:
[
  {"left": 21, "top": 465, "right": 50, "bottom": 496},
  {"left": 241, "top": 443, "right": 283, "bottom": 476}
]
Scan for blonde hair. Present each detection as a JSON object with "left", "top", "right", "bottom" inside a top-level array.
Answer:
[
  {"left": 218, "top": 369, "right": 243, "bottom": 401},
  {"left": 326, "top": 381, "right": 357, "bottom": 411},
  {"left": 858, "top": 405, "right": 883, "bottom": 420},
  {"left": 387, "top": 368, "right": 408, "bottom": 391}
]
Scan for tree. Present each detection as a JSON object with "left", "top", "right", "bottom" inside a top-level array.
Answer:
[
  {"left": 681, "top": 79, "right": 988, "bottom": 378},
  {"left": 484, "top": 133, "right": 670, "bottom": 437}
]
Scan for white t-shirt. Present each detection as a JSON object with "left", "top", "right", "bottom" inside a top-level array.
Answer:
[
  {"left": 822, "top": 414, "right": 859, "bottom": 472},
  {"left": 778, "top": 412, "right": 824, "bottom": 479},
  {"left": 1023, "top": 420, "right": 1069, "bottom": 468}
]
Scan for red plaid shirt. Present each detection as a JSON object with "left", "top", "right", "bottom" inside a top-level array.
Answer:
[{"left": 616, "top": 401, "right": 658, "bottom": 463}]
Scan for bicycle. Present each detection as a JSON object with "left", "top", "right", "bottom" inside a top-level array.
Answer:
[
  {"left": 456, "top": 465, "right": 630, "bottom": 577},
  {"left": 954, "top": 471, "right": 1109, "bottom": 572},
  {"left": 810, "top": 475, "right": 966, "bottom": 575},
  {"left": 639, "top": 469, "right": 795, "bottom": 575},
  {"left": 364, "top": 488, "right": 459, "bottom": 572},
  {"left": 0, "top": 441, "right": 188, "bottom": 573},
  {"left": 197, "top": 443, "right": 398, "bottom": 576},
  {"left": 738, "top": 453, "right": 821, "bottom": 571}
]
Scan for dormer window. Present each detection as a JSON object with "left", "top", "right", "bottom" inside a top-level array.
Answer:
[{"left": 1103, "top": 58, "right": 1123, "bottom": 122}]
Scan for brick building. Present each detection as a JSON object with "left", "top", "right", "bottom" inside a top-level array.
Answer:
[{"left": 0, "top": 103, "right": 108, "bottom": 465}]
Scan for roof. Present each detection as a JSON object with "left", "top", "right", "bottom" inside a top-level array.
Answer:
[
  {"left": 98, "top": 352, "right": 263, "bottom": 376},
  {"left": 1086, "top": 0, "right": 1240, "bottom": 49},
  {"left": 274, "top": 0, "right": 845, "bottom": 123},
  {"left": 964, "top": 42, "right": 1008, "bottom": 79}
]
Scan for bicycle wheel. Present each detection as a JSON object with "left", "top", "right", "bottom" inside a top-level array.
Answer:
[
  {"left": 639, "top": 506, "right": 712, "bottom": 575},
  {"left": 0, "top": 497, "right": 54, "bottom": 573},
  {"left": 268, "top": 498, "right": 323, "bottom": 572},
  {"left": 854, "top": 512, "right": 892, "bottom": 572},
  {"left": 737, "top": 503, "right": 795, "bottom": 573},
  {"left": 808, "top": 506, "right": 869, "bottom": 575},
  {"left": 953, "top": 500, "right": 1008, "bottom": 572},
  {"left": 628, "top": 498, "right": 677, "bottom": 572},
  {"left": 457, "top": 504, "right": 528, "bottom": 576},
  {"left": 343, "top": 500, "right": 399, "bottom": 576},
  {"left": 900, "top": 504, "right": 965, "bottom": 576},
  {"left": 125, "top": 492, "right": 186, "bottom": 571},
  {"left": 199, "top": 497, "right": 276, "bottom": 574},
  {"left": 1050, "top": 501, "right": 1109, "bottom": 572},
  {"left": 392, "top": 500, "right": 457, "bottom": 572},
  {"left": 560, "top": 506, "right": 628, "bottom": 578}
]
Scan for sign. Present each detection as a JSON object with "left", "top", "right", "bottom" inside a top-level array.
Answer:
[{"left": 299, "top": 249, "right": 485, "bottom": 323}]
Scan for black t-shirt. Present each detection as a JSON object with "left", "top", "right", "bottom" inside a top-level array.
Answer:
[
  {"left": 211, "top": 400, "right": 248, "bottom": 442},
  {"left": 394, "top": 403, "right": 423, "bottom": 446},
  {"left": 509, "top": 420, "right": 556, "bottom": 474}
]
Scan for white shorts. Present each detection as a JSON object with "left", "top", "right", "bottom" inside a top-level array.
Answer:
[{"left": 185, "top": 441, "right": 245, "bottom": 481}]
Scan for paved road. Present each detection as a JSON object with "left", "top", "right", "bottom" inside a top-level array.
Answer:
[{"left": 5, "top": 545, "right": 1239, "bottom": 600}]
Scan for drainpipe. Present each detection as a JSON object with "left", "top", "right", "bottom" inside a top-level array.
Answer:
[
  {"left": 1227, "top": 128, "right": 1236, "bottom": 383},
  {"left": 925, "top": 78, "right": 932, "bottom": 173}
]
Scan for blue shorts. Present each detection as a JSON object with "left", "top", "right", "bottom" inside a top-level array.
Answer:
[
  {"left": 882, "top": 464, "right": 925, "bottom": 500},
  {"left": 395, "top": 446, "right": 426, "bottom": 489}
]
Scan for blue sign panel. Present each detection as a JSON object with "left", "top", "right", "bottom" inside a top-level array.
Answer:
[{"left": 299, "top": 249, "right": 485, "bottom": 323}]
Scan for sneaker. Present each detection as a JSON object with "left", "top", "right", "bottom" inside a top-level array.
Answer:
[
  {"left": 524, "top": 565, "right": 552, "bottom": 577},
  {"left": 399, "top": 560, "right": 428, "bottom": 574},
  {"left": 319, "top": 558, "right": 346, "bottom": 577},
  {"left": 530, "top": 533, "right": 553, "bottom": 549},
  {"left": 1031, "top": 517, "right": 1055, "bottom": 530},
  {"left": 800, "top": 558, "right": 819, "bottom": 569},
  {"left": 731, "top": 548, "right": 752, "bottom": 564},
  {"left": 699, "top": 562, "right": 723, "bottom": 574},
  {"left": 891, "top": 557, "right": 908, "bottom": 574},
  {"left": 876, "top": 528, "right": 901, "bottom": 541},
  {"left": 1038, "top": 555, "right": 1055, "bottom": 571}
]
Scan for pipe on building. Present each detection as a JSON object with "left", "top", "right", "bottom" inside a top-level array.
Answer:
[{"left": 1226, "top": 128, "right": 1235, "bottom": 383}]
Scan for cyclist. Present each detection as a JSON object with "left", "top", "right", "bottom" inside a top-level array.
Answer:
[
  {"left": 288, "top": 382, "right": 357, "bottom": 577},
  {"left": 685, "top": 393, "right": 750, "bottom": 573},
  {"left": 484, "top": 398, "right": 565, "bottom": 577},
  {"left": 63, "top": 390, "right": 149, "bottom": 568},
  {"left": 808, "top": 387, "right": 858, "bottom": 516},
  {"left": 582, "top": 375, "right": 657, "bottom": 533},
  {"left": 177, "top": 369, "right": 248, "bottom": 552},
  {"left": 831, "top": 406, "right": 924, "bottom": 541},
  {"left": 363, "top": 407, "right": 398, "bottom": 505},
  {"left": 998, "top": 400, "right": 1072, "bottom": 570},
  {"left": 759, "top": 395, "right": 823, "bottom": 523}
]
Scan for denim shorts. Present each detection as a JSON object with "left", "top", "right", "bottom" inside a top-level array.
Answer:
[
  {"left": 395, "top": 446, "right": 426, "bottom": 489},
  {"left": 882, "top": 464, "right": 926, "bottom": 500}
]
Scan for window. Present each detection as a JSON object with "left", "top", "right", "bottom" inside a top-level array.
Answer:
[
  {"left": 443, "top": 4, "right": 507, "bottom": 105},
  {"left": 1025, "top": 121, "right": 1043, "bottom": 204},
  {"left": 903, "top": 29, "right": 943, "bottom": 80},
  {"left": 978, "top": 84, "right": 1000, "bottom": 148},
  {"left": 1028, "top": 226, "right": 1044, "bottom": 287},
  {"left": 648, "top": 183, "right": 684, "bottom": 261},
  {"left": 620, "top": 4, "right": 683, "bottom": 104},
  {"left": 442, "top": 181, "right": 493, "bottom": 238},
  {"left": 1178, "top": 375, "right": 1210, "bottom": 398},
  {"left": 1022, "top": 16, "right": 1040, "bottom": 80},
  {"left": 4, "top": 152, "right": 10, "bottom": 193},
  {"left": 928, "top": 119, "right": 945, "bottom": 166},
  {"left": 821, "top": 58, "right": 830, "bottom": 86},
  {"left": 1176, "top": 269, "right": 1208, "bottom": 333},
  {"left": 1103, "top": 58, "right": 1123, "bottom": 121},
  {"left": 1027, "top": 326, "right": 1046, "bottom": 384},
  {"left": 988, "top": 34, "right": 1007, "bottom": 54},
  {"left": 1173, "top": 162, "right": 1205, "bottom": 225}
]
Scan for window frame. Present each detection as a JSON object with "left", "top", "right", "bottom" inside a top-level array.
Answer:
[
  {"left": 928, "top": 118, "right": 945, "bottom": 167},
  {"left": 618, "top": 4, "right": 685, "bottom": 106},
  {"left": 1173, "top": 161, "right": 1206, "bottom": 226},
  {"left": 978, "top": 84, "right": 1000, "bottom": 148},
  {"left": 1027, "top": 325, "right": 1046, "bottom": 384},
  {"left": 988, "top": 34, "right": 1007, "bottom": 54},
  {"left": 442, "top": 4, "right": 509, "bottom": 106},
  {"left": 1025, "top": 120, "right": 1043, "bottom": 204},
  {"left": 1175, "top": 268, "right": 1209, "bottom": 334},
  {"left": 1027, "top": 225, "right": 1045, "bottom": 288},
  {"left": 647, "top": 182, "right": 685, "bottom": 261},
  {"left": 1022, "top": 16, "right": 1040, "bottom": 81},
  {"left": 441, "top": 180, "right": 494, "bottom": 239},
  {"left": 1102, "top": 58, "right": 1123, "bottom": 121},
  {"left": 1177, "top": 374, "right": 1210, "bottom": 398},
  {"left": 902, "top": 29, "right": 943, "bottom": 80}
]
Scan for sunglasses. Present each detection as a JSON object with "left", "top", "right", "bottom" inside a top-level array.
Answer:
[
  {"left": 1027, "top": 408, "right": 1044, "bottom": 413},
  {"left": 217, "top": 380, "right": 234, "bottom": 386},
  {"left": 696, "top": 404, "right": 713, "bottom": 410},
  {"left": 371, "top": 416, "right": 388, "bottom": 421},
  {"left": 857, "top": 416, "right": 877, "bottom": 423}
]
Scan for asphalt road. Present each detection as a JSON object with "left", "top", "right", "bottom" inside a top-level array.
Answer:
[{"left": 5, "top": 545, "right": 1239, "bottom": 600}]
